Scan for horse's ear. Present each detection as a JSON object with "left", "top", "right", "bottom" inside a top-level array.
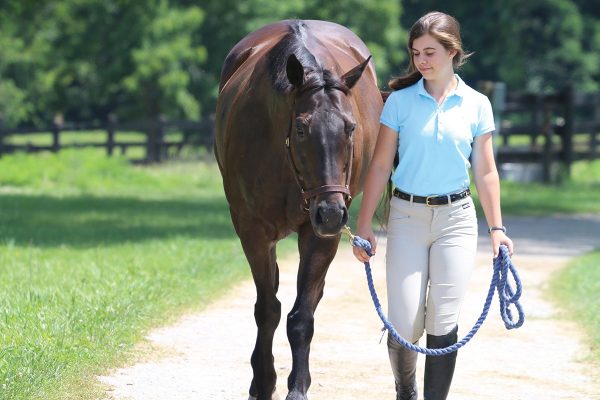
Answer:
[
  {"left": 342, "top": 55, "right": 372, "bottom": 89},
  {"left": 286, "top": 53, "right": 304, "bottom": 87}
]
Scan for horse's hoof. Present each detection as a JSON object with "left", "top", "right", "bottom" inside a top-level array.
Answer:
[
  {"left": 285, "top": 390, "right": 307, "bottom": 400},
  {"left": 248, "top": 391, "right": 280, "bottom": 400}
]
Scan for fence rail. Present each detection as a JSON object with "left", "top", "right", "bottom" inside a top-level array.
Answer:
[
  {"left": 2, "top": 85, "right": 599, "bottom": 180},
  {"left": 0, "top": 114, "right": 215, "bottom": 163},
  {"left": 480, "top": 82, "right": 600, "bottom": 182}
]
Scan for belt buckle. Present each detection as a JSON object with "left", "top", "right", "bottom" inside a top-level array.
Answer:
[{"left": 425, "top": 195, "right": 439, "bottom": 207}]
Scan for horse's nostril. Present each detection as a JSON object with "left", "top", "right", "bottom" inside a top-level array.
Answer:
[
  {"left": 317, "top": 204, "right": 344, "bottom": 228},
  {"left": 317, "top": 208, "right": 331, "bottom": 225},
  {"left": 341, "top": 207, "right": 348, "bottom": 225}
]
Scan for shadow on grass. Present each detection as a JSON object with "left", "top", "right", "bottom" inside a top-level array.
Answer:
[{"left": 0, "top": 193, "right": 236, "bottom": 248}]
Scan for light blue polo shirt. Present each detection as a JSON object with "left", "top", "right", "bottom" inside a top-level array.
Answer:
[{"left": 380, "top": 75, "right": 495, "bottom": 197}]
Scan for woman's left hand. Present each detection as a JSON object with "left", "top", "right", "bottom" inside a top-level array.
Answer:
[{"left": 491, "top": 231, "right": 514, "bottom": 258}]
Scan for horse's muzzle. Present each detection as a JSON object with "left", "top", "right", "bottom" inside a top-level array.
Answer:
[{"left": 309, "top": 194, "right": 349, "bottom": 238}]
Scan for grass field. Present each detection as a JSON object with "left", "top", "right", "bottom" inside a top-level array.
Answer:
[
  {"left": 550, "top": 251, "right": 600, "bottom": 366},
  {"left": 0, "top": 150, "right": 293, "bottom": 399},
  {"left": 0, "top": 149, "right": 598, "bottom": 399}
]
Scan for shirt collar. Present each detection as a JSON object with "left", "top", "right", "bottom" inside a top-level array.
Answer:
[{"left": 417, "top": 74, "right": 465, "bottom": 100}]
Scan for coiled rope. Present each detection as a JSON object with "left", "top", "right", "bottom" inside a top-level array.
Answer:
[{"left": 346, "top": 227, "right": 524, "bottom": 356}]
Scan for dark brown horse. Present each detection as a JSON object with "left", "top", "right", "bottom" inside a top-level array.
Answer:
[{"left": 214, "top": 20, "right": 382, "bottom": 400}]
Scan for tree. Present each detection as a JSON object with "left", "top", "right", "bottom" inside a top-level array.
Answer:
[
  {"left": 401, "top": 0, "right": 599, "bottom": 92},
  {"left": 0, "top": 1, "right": 53, "bottom": 126},
  {"left": 0, "top": 0, "right": 208, "bottom": 126},
  {"left": 516, "top": 0, "right": 597, "bottom": 92},
  {"left": 4, "top": 0, "right": 597, "bottom": 128},
  {"left": 122, "top": 2, "right": 206, "bottom": 119},
  {"left": 196, "top": 0, "right": 406, "bottom": 114}
]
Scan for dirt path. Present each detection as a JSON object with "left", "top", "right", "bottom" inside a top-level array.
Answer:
[{"left": 99, "top": 215, "right": 600, "bottom": 400}]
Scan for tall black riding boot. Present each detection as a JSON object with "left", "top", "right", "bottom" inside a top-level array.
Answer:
[
  {"left": 387, "top": 334, "right": 418, "bottom": 400},
  {"left": 424, "top": 325, "right": 458, "bottom": 400}
]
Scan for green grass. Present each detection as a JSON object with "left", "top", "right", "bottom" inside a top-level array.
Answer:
[
  {"left": 0, "top": 148, "right": 598, "bottom": 399},
  {"left": 0, "top": 149, "right": 294, "bottom": 400},
  {"left": 549, "top": 251, "right": 600, "bottom": 368}
]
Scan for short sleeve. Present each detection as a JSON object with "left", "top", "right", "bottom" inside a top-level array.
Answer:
[
  {"left": 379, "top": 92, "right": 401, "bottom": 132},
  {"left": 475, "top": 96, "right": 495, "bottom": 136}
]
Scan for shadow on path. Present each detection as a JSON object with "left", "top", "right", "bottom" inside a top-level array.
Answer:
[{"left": 0, "top": 193, "right": 233, "bottom": 248}]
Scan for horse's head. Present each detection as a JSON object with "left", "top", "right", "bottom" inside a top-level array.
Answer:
[{"left": 285, "top": 53, "right": 371, "bottom": 238}]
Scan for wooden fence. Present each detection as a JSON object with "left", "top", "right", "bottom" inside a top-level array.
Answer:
[
  {"left": 480, "top": 82, "right": 600, "bottom": 182},
  {"left": 0, "top": 114, "right": 215, "bottom": 163},
  {"left": 2, "top": 86, "right": 599, "bottom": 178}
]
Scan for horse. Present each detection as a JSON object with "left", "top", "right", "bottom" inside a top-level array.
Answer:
[{"left": 214, "top": 19, "right": 382, "bottom": 400}]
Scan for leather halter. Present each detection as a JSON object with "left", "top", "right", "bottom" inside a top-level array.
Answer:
[{"left": 285, "top": 100, "right": 354, "bottom": 211}]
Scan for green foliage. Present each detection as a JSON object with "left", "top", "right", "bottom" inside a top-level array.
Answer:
[
  {"left": 123, "top": 1, "right": 206, "bottom": 119},
  {"left": 2, "top": 1, "right": 600, "bottom": 126},
  {"left": 0, "top": 1, "right": 208, "bottom": 126},
  {"left": 196, "top": 0, "right": 405, "bottom": 112},
  {"left": 402, "top": 0, "right": 600, "bottom": 92}
]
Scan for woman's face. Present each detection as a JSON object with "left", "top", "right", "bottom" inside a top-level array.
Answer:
[{"left": 411, "top": 34, "right": 456, "bottom": 80}]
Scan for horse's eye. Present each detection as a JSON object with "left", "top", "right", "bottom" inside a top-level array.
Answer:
[
  {"left": 296, "top": 120, "right": 305, "bottom": 137},
  {"left": 346, "top": 122, "right": 356, "bottom": 135}
]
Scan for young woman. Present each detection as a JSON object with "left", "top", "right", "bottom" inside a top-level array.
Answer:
[{"left": 352, "top": 11, "right": 514, "bottom": 400}]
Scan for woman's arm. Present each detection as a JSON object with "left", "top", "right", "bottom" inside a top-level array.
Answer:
[
  {"left": 472, "top": 132, "right": 514, "bottom": 257},
  {"left": 353, "top": 124, "right": 398, "bottom": 262}
]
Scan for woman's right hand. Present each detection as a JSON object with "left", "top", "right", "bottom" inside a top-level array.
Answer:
[{"left": 352, "top": 225, "right": 377, "bottom": 263}]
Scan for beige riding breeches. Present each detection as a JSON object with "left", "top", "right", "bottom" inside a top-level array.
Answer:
[{"left": 385, "top": 195, "right": 478, "bottom": 342}]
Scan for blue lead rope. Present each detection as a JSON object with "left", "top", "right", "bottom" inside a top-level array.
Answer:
[{"left": 350, "top": 233, "right": 524, "bottom": 356}]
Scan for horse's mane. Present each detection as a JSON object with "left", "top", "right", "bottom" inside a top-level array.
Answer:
[{"left": 268, "top": 20, "right": 349, "bottom": 95}]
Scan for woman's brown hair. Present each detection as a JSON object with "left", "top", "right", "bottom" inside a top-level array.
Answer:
[{"left": 388, "top": 11, "right": 472, "bottom": 91}]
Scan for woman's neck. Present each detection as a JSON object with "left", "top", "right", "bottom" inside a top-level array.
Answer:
[{"left": 424, "top": 72, "right": 458, "bottom": 104}]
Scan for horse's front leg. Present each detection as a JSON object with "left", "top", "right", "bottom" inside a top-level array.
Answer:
[
  {"left": 286, "top": 223, "right": 340, "bottom": 400},
  {"left": 235, "top": 218, "right": 282, "bottom": 400}
]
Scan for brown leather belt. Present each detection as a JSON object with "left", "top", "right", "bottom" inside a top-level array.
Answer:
[{"left": 392, "top": 188, "right": 471, "bottom": 207}]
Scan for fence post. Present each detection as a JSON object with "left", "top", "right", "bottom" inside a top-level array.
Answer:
[
  {"left": 146, "top": 115, "right": 166, "bottom": 163},
  {"left": 490, "top": 82, "right": 506, "bottom": 155},
  {"left": 591, "top": 92, "right": 600, "bottom": 160},
  {"left": 0, "top": 117, "right": 4, "bottom": 158},
  {"left": 531, "top": 95, "right": 541, "bottom": 148},
  {"left": 562, "top": 84, "right": 575, "bottom": 177},
  {"left": 198, "top": 114, "right": 216, "bottom": 151},
  {"left": 52, "top": 118, "right": 62, "bottom": 153},
  {"left": 157, "top": 115, "right": 166, "bottom": 162},
  {"left": 541, "top": 105, "right": 553, "bottom": 183},
  {"left": 107, "top": 113, "right": 117, "bottom": 156}
]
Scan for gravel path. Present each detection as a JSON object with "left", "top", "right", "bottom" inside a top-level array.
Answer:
[{"left": 99, "top": 215, "right": 600, "bottom": 400}]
